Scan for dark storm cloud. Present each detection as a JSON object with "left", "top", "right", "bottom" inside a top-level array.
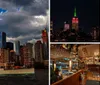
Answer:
[
  {"left": 3, "top": 0, "right": 48, "bottom": 15},
  {"left": 3, "top": 0, "right": 34, "bottom": 6},
  {"left": 0, "top": 0, "right": 49, "bottom": 44}
]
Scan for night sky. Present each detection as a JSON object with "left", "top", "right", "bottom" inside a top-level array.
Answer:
[{"left": 51, "top": 0, "right": 99, "bottom": 32}]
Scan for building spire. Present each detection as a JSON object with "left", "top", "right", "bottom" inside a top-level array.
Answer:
[{"left": 74, "top": 7, "right": 77, "bottom": 17}]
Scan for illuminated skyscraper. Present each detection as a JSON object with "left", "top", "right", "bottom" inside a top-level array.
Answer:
[
  {"left": 64, "top": 22, "right": 70, "bottom": 31},
  {"left": 42, "top": 29, "right": 48, "bottom": 43},
  {"left": 72, "top": 8, "right": 79, "bottom": 31},
  {"left": 91, "top": 27, "right": 100, "bottom": 41}
]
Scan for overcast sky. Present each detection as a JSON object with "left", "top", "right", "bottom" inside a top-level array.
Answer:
[{"left": 0, "top": 0, "right": 49, "bottom": 44}]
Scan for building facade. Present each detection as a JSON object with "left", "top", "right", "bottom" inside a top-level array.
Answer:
[
  {"left": 42, "top": 29, "right": 49, "bottom": 60},
  {"left": 20, "top": 43, "right": 33, "bottom": 67},
  {"left": 91, "top": 27, "right": 100, "bottom": 41},
  {"left": 14, "top": 40, "right": 20, "bottom": 55},
  {"left": 35, "top": 40, "right": 43, "bottom": 63},
  {"left": 6, "top": 42, "right": 13, "bottom": 50},
  {"left": 0, "top": 48, "right": 10, "bottom": 67},
  {"left": 0, "top": 32, "right": 6, "bottom": 48}
]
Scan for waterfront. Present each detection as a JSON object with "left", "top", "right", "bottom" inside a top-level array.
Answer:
[
  {"left": 0, "top": 69, "right": 48, "bottom": 85},
  {"left": 0, "top": 68, "right": 35, "bottom": 74}
]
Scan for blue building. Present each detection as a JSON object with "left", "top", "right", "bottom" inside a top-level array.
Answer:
[{"left": 0, "top": 32, "right": 6, "bottom": 48}]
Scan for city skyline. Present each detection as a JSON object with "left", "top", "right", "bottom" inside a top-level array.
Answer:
[
  {"left": 0, "top": 0, "right": 49, "bottom": 44},
  {"left": 51, "top": 0, "right": 99, "bottom": 32}
]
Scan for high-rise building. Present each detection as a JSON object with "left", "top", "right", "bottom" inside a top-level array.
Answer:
[
  {"left": 9, "top": 50, "right": 16, "bottom": 63},
  {"left": 64, "top": 22, "right": 70, "bottom": 31},
  {"left": 91, "top": 27, "right": 100, "bottom": 41},
  {"left": 20, "top": 43, "right": 33, "bottom": 67},
  {"left": 42, "top": 29, "right": 48, "bottom": 43},
  {"left": 0, "top": 48, "right": 10, "bottom": 67},
  {"left": 35, "top": 40, "right": 43, "bottom": 63},
  {"left": 72, "top": 8, "right": 79, "bottom": 31},
  {"left": 0, "top": 32, "right": 6, "bottom": 48},
  {"left": 6, "top": 42, "right": 13, "bottom": 50},
  {"left": 42, "top": 29, "right": 49, "bottom": 60},
  {"left": 14, "top": 41, "right": 20, "bottom": 55}
]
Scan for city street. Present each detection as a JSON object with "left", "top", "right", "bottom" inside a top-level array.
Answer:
[{"left": 0, "top": 69, "right": 48, "bottom": 85}]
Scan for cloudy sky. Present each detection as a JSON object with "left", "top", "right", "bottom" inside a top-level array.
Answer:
[{"left": 0, "top": 0, "right": 49, "bottom": 44}]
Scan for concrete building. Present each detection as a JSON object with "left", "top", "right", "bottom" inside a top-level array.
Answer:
[
  {"left": 35, "top": 40, "right": 43, "bottom": 63},
  {"left": 20, "top": 43, "right": 33, "bottom": 67},
  {"left": 0, "top": 48, "right": 10, "bottom": 67},
  {"left": 9, "top": 50, "right": 16, "bottom": 64}
]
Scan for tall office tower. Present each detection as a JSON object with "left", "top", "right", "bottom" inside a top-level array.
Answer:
[
  {"left": 64, "top": 22, "right": 70, "bottom": 31},
  {"left": 35, "top": 40, "right": 43, "bottom": 63},
  {"left": 42, "top": 29, "right": 48, "bottom": 60},
  {"left": 14, "top": 40, "right": 20, "bottom": 55},
  {"left": 6, "top": 42, "right": 13, "bottom": 50},
  {"left": 72, "top": 8, "right": 79, "bottom": 31},
  {"left": 91, "top": 27, "right": 100, "bottom": 41},
  {"left": 0, "top": 32, "right": 6, "bottom": 48}
]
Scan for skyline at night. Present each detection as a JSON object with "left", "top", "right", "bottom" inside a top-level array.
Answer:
[{"left": 51, "top": 0, "right": 99, "bottom": 32}]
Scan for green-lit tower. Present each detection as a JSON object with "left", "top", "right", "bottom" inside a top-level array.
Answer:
[
  {"left": 72, "top": 7, "right": 79, "bottom": 31},
  {"left": 74, "top": 7, "right": 77, "bottom": 17}
]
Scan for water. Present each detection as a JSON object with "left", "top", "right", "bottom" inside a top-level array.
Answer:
[{"left": 0, "top": 69, "right": 48, "bottom": 85}]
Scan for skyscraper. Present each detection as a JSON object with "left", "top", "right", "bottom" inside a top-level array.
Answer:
[
  {"left": 14, "top": 40, "right": 20, "bottom": 55},
  {"left": 0, "top": 32, "right": 6, "bottom": 48},
  {"left": 72, "top": 8, "right": 79, "bottom": 31},
  {"left": 91, "top": 27, "right": 100, "bottom": 41},
  {"left": 42, "top": 29, "right": 49, "bottom": 60},
  {"left": 35, "top": 40, "right": 43, "bottom": 63},
  {"left": 6, "top": 42, "right": 13, "bottom": 50},
  {"left": 20, "top": 43, "right": 33, "bottom": 67},
  {"left": 64, "top": 22, "right": 70, "bottom": 31}
]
